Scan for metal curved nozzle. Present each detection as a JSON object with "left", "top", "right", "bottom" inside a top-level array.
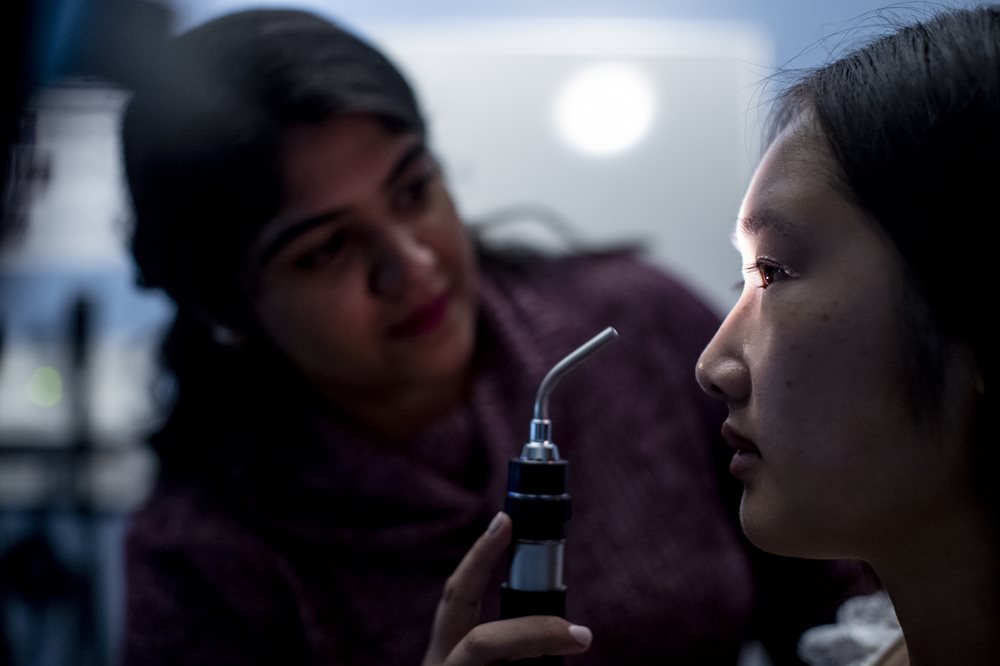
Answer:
[{"left": 525, "top": 326, "right": 619, "bottom": 453}]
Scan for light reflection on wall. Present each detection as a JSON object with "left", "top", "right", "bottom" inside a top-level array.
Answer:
[{"left": 553, "top": 62, "right": 657, "bottom": 156}]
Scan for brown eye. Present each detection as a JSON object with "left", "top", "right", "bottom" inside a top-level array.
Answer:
[
  {"left": 744, "top": 259, "right": 789, "bottom": 289},
  {"left": 758, "top": 262, "right": 780, "bottom": 287}
]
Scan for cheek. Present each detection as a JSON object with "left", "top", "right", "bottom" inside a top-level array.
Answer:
[
  {"left": 755, "top": 293, "right": 895, "bottom": 397},
  {"left": 455, "top": 232, "right": 477, "bottom": 293},
  {"left": 747, "top": 302, "right": 834, "bottom": 407},
  {"left": 752, "top": 299, "right": 920, "bottom": 485},
  {"left": 432, "top": 210, "right": 475, "bottom": 287},
  {"left": 750, "top": 296, "right": 914, "bottom": 475},
  {"left": 254, "top": 274, "right": 376, "bottom": 357}
]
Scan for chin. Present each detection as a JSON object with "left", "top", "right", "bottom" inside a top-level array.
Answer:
[
  {"left": 739, "top": 495, "right": 785, "bottom": 555},
  {"left": 417, "top": 316, "right": 476, "bottom": 382},
  {"left": 741, "top": 517, "right": 802, "bottom": 558},
  {"left": 740, "top": 488, "right": 810, "bottom": 557},
  {"left": 739, "top": 490, "right": 850, "bottom": 559}
]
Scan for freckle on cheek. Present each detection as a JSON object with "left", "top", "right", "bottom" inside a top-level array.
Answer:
[
  {"left": 786, "top": 380, "right": 793, "bottom": 389},
  {"left": 820, "top": 313, "right": 830, "bottom": 322}
]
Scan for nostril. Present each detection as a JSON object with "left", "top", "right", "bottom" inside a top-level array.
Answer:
[{"left": 709, "top": 382, "right": 726, "bottom": 396}]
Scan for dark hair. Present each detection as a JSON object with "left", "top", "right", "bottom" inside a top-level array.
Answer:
[
  {"left": 769, "top": 6, "right": 998, "bottom": 493},
  {"left": 121, "top": 9, "right": 427, "bottom": 472},
  {"left": 124, "top": 8, "right": 424, "bottom": 322}
]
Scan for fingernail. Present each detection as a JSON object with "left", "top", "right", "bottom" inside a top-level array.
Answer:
[
  {"left": 487, "top": 511, "right": 505, "bottom": 535},
  {"left": 568, "top": 625, "right": 592, "bottom": 647}
]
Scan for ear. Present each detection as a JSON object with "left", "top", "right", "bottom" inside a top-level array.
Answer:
[
  {"left": 210, "top": 324, "right": 245, "bottom": 347},
  {"left": 193, "top": 300, "right": 251, "bottom": 349}
]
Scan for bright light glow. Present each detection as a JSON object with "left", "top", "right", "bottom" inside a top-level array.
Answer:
[
  {"left": 25, "top": 367, "right": 63, "bottom": 407},
  {"left": 553, "top": 62, "right": 656, "bottom": 156}
]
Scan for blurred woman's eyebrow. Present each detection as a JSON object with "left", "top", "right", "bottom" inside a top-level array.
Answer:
[{"left": 254, "top": 212, "right": 345, "bottom": 269}]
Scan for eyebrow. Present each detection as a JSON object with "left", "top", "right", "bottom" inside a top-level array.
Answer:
[
  {"left": 253, "top": 141, "right": 430, "bottom": 269},
  {"left": 731, "top": 209, "right": 800, "bottom": 247}
]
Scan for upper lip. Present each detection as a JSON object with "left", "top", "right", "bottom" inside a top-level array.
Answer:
[
  {"left": 387, "top": 290, "right": 450, "bottom": 335},
  {"left": 721, "top": 422, "right": 760, "bottom": 454}
]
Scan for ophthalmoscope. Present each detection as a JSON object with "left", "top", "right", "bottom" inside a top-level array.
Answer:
[{"left": 500, "top": 326, "right": 619, "bottom": 664}]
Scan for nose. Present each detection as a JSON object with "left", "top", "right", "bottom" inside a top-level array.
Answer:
[
  {"left": 368, "top": 226, "right": 437, "bottom": 298},
  {"left": 695, "top": 313, "right": 751, "bottom": 406}
]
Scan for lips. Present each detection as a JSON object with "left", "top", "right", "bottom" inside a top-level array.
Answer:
[
  {"left": 387, "top": 291, "right": 451, "bottom": 338},
  {"left": 722, "top": 422, "right": 761, "bottom": 479},
  {"left": 721, "top": 423, "right": 760, "bottom": 455}
]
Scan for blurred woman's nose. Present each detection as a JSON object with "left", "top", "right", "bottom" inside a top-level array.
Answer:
[
  {"left": 368, "top": 226, "right": 436, "bottom": 298},
  {"left": 695, "top": 316, "right": 751, "bottom": 406}
]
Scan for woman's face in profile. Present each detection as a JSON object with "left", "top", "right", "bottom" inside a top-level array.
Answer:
[
  {"left": 695, "top": 119, "right": 979, "bottom": 561},
  {"left": 247, "top": 114, "right": 478, "bottom": 405}
]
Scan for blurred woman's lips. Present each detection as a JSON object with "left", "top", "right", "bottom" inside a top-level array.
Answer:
[
  {"left": 387, "top": 292, "right": 451, "bottom": 338},
  {"left": 722, "top": 422, "right": 762, "bottom": 479}
]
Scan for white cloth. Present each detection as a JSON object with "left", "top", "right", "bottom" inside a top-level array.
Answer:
[{"left": 798, "top": 592, "right": 902, "bottom": 666}]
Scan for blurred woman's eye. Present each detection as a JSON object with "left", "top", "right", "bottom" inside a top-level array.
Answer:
[
  {"left": 392, "top": 173, "right": 434, "bottom": 213},
  {"left": 392, "top": 151, "right": 442, "bottom": 213},
  {"left": 295, "top": 230, "right": 349, "bottom": 270},
  {"left": 744, "top": 258, "right": 790, "bottom": 289}
]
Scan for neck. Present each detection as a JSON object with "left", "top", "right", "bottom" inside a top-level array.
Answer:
[{"left": 870, "top": 500, "right": 1000, "bottom": 666}]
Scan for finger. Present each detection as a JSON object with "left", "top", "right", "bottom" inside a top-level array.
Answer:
[
  {"left": 424, "top": 512, "right": 512, "bottom": 665},
  {"left": 445, "top": 616, "right": 593, "bottom": 666}
]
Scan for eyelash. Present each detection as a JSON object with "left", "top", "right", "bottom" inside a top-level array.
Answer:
[{"left": 743, "top": 258, "right": 790, "bottom": 290}]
